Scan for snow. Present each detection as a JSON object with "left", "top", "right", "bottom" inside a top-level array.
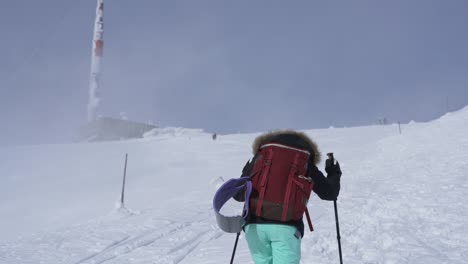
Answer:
[{"left": 1, "top": 107, "right": 468, "bottom": 263}]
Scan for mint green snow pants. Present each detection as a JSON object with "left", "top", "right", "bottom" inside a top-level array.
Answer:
[{"left": 244, "top": 224, "right": 301, "bottom": 264}]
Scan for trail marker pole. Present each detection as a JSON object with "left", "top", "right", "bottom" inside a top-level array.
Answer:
[{"left": 120, "top": 153, "right": 128, "bottom": 206}]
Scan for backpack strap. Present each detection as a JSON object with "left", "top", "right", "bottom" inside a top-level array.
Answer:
[
  {"left": 281, "top": 153, "right": 300, "bottom": 221},
  {"left": 305, "top": 207, "right": 314, "bottom": 232},
  {"left": 255, "top": 147, "right": 274, "bottom": 217}
]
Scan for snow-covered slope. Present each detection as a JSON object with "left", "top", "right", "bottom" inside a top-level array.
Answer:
[{"left": 1, "top": 108, "right": 467, "bottom": 264}]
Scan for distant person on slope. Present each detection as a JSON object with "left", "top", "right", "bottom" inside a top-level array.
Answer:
[{"left": 236, "top": 130, "right": 342, "bottom": 264}]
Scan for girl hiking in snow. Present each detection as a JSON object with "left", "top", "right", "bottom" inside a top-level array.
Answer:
[{"left": 234, "top": 130, "right": 342, "bottom": 264}]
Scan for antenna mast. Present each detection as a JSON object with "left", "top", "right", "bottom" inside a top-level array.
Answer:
[{"left": 87, "top": 0, "right": 104, "bottom": 122}]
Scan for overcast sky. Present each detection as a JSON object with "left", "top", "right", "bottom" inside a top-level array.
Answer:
[{"left": 0, "top": 0, "right": 467, "bottom": 146}]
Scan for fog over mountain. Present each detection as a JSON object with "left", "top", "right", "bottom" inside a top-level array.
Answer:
[{"left": 0, "top": 0, "right": 467, "bottom": 146}]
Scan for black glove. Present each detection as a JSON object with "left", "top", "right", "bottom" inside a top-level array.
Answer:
[
  {"left": 325, "top": 160, "right": 342, "bottom": 176},
  {"left": 325, "top": 156, "right": 342, "bottom": 176},
  {"left": 325, "top": 153, "right": 341, "bottom": 199}
]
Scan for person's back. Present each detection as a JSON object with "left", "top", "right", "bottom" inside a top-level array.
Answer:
[{"left": 241, "top": 130, "right": 342, "bottom": 264}]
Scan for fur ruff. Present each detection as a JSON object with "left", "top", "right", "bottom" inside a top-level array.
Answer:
[{"left": 252, "top": 130, "right": 321, "bottom": 164}]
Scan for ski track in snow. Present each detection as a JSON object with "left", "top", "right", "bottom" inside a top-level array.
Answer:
[
  {"left": 1, "top": 108, "right": 468, "bottom": 263},
  {"left": 0, "top": 208, "right": 222, "bottom": 264},
  {"left": 69, "top": 211, "right": 220, "bottom": 264},
  {"left": 73, "top": 223, "right": 210, "bottom": 264}
]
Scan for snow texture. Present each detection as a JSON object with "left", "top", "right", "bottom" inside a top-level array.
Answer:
[
  {"left": 1, "top": 106, "right": 468, "bottom": 263},
  {"left": 143, "top": 127, "right": 205, "bottom": 138}
]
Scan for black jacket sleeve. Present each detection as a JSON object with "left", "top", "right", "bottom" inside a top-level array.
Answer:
[
  {"left": 233, "top": 158, "right": 255, "bottom": 202},
  {"left": 309, "top": 162, "right": 341, "bottom": 201}
]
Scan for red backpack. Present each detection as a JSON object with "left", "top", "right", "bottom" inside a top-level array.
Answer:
[{"left": 249, "top": 143, "right": 315, "bottom": 231}]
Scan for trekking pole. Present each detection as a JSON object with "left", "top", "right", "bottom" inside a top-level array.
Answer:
[
  {"left": 334, "top": 199, "right": 343, "bottom": 264},
  {"left": 230, "top": 232, "right": 241, "bottom": 264}
]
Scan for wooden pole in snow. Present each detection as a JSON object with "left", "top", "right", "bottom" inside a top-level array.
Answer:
[{"left": 120, "top": 153, "right": 128, "bottom": 206}]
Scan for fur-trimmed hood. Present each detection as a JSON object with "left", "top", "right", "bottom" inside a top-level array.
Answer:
[{"left": 252, "top": 130, "right": 321, "bottom": 164}]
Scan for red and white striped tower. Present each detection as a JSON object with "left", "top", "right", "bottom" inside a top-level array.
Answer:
[{"left": 87, "top": 0, "right": 104, "bottom": 122}]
